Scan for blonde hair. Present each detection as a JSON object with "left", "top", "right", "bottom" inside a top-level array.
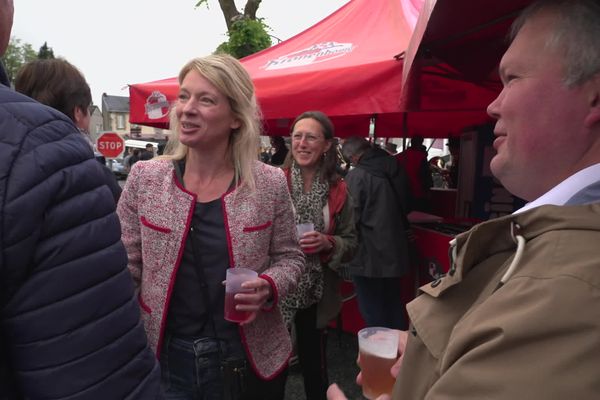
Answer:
[{"left": 161, "top": 53, "right": 261, "bottom": 190}]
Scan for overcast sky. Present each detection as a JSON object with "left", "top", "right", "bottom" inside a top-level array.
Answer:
[{"left": 12, "top": 0, "right": 348, "bottom": 106}]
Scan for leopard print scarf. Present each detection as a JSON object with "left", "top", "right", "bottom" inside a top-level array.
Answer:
[{"left": 281, "top": 161, "right": 329, "bottom": 325}]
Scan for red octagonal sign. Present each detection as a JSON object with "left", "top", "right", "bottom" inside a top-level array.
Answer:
[{"left": 96, "top": 132, "right": 125, "bottom": 159}]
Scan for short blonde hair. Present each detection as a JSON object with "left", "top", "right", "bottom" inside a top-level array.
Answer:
[{"left": 161, "top": 54, "right": 261, "bottom": 190}]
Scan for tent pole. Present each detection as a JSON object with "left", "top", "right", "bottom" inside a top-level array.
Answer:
[
  {"left": 402, "top": 112, "right": 408, "bottom": 150},
  {"left": 370, "top": 115, "right": 377, "bottom": 143}
]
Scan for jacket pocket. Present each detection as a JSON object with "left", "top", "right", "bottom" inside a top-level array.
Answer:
[
  {"left": 243, "top": 221, "right": 272, "bottom": 232},
  {"left": 140, "top": 215, "right": 172, "bottom": 233}
]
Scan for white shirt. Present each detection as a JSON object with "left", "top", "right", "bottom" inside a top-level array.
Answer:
[{"left": 514, "top": 163, "right": 600, "bottom": 214}]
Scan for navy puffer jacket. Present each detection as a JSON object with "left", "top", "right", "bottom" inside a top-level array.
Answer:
[{"left": 0, "top": 71, "right": 161, "bottom": 398}]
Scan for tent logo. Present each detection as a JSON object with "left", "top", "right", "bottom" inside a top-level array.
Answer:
[
  {"left": 264, "top": 41, "right": 354, "bottom": 70},
  {"left": 145, "top": 91, "right": 170, "bottom": 120}
]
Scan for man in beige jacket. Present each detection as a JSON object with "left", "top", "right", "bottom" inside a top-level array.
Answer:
[{"left": 329, "top": 0, "right": 600, "bottom": 398}]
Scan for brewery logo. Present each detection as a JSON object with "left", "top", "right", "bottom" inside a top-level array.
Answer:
[
  {"left": 145, "top": 91, "right": 170, "bottom": 120},
  {"left": 263, "top": 41, "right": 354, "bottom": 71}
]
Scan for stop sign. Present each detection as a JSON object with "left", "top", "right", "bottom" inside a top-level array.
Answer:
[{"left": 96, "top": 132, "right": 125, "bottom": 159}]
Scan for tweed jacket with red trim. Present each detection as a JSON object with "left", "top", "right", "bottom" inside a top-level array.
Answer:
[{"left": 117, "top": 159, "right": 305, "bottom": 379}]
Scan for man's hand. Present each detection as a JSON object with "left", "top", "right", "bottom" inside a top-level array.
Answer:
[
  {"left": 327, "top": 384, "right": 349, "bottom": 400},
  {"left": 327, "top": 330, "right": 409, "bottom": 400},
  {"left": 327, "top": 383, "right": 392, "bottom": 400}
]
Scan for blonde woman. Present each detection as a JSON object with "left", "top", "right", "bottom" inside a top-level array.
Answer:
[{"left": 117, "top": 54, "right": 304, "bottom": 399}]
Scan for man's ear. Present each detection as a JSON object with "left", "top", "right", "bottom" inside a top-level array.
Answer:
[
  {"left": 584, "top": 73, "right": 600, "bottom": 128},
  {"left": 74, "top": 106, "right": 86, "bottom": 125}
]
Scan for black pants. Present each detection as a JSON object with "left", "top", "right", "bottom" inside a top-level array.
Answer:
[
  {"left": 294, "top": 304, "right": 328, "bottom": 400},
  {"left": 352, "top": 276, "right": 408, "bottom": 330}
]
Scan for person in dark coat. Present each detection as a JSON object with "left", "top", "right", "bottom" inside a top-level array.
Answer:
[
  {"left": 0, "top": 1, "right": 161, "bottom": 398},
  {"left": 140, "top": 143, "right": 155, "bottom": 160},
  {"left": 14, "top": 57, "right": 122, "bottom": 202},
  {"left": 341, "top": 136, "right": 412, "bottom": 330},
  {"left": 269, "top": 135, "right": 289, "bottom": 166},
  {"left": 396, "top": 135, "right": 433, "bottom": 211}
]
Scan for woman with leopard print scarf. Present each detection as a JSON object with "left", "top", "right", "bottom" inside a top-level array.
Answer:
[{"left": 281, "top": 111, "right": 357, "bottom": 400}]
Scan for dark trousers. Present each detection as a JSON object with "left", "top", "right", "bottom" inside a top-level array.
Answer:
[
  {"left": 294, "top": 304, "right": 328, "bottom": 400},
  {"left": 160, "top": 335, "right": 288, "bottom": 400},
  {"left": 352, "top": 276, "right": 408, "bottom": 330}
]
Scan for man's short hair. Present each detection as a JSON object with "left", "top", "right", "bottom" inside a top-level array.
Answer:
[
  {"left": 511, "top": 0, "right": 600, "bottom": 87},
  {"left": 341, "top": 136, "right": 371, "bottom": 163}
]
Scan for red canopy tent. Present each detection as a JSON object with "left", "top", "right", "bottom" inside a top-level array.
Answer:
[
  {"left": 401, "top": 0, "right": 534, "bottom": 112},
  {"left": 129, "top": 0, "right": 497, "bottom": 138}
]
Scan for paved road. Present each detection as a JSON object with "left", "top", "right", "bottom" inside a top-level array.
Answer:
[{"left": 285, "top": 331, "right": 363, "bottom": 400}]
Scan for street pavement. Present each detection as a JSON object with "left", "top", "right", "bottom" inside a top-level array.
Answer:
[{"left": 285, "top": 330, "right": 363, "bottom": 400}]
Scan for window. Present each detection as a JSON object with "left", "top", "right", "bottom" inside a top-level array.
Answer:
[{"left": 117, "top": 114, "right": 126, "bottom": 129}]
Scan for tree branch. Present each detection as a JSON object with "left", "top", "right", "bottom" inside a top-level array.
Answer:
[
  {"left": 244, "top": 0, "right": 262, "bottom": 19},
  {"left": 218, "top": 0, "right": 242, "bottom": 31}
]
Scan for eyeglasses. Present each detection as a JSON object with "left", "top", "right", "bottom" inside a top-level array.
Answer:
[{"left": 291, "top": 132, "right": 325, "bottom": 143}]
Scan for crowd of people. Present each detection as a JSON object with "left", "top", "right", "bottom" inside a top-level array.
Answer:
[{"left": 1, "top": 0, "right": 600, "bottom": 399}]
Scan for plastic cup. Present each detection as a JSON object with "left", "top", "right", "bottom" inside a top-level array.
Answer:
[
  {"left": 296, "top": 222, "right": 316, "bottom": 253},
  {"left": 358, "top": 327, "right": 399, "bottom": 399},
  {"left": 296, "top": 222, "right": 314, "bottom": 238},
  {"left": 224, "top": 267, "right": 258, "bottom": 323}
]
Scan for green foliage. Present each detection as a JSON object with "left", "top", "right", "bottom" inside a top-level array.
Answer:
[
  {"left": 1, "top": 37, "right": 36, "bottom": 84},
  {"left": 215, "top": 18, "right": 271, "bottom": 59},
  {"left": 37, "top": 42, "right": 55, "bottom": 59}
]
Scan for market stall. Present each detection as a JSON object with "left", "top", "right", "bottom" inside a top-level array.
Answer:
[{"left": 129, "top": 0, "right": 496, "bottom": 138}]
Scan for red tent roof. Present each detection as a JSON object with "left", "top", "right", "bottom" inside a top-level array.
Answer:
[
  {"left": 129, "top": 0, "right": 496, "bottom": 138},
  {"left": 401, "top": 0, "right": 534, "bottom": 114}
]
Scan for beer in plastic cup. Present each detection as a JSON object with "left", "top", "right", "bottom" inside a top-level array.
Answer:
[
  {"left": 224, "top": 267, "right": 258, "bottom": 322},
  {"left": 358, "top": 327, "right": 399, "bottom": 399}
]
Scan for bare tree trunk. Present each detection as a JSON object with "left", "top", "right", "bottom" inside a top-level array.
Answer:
[
  {"left": 217, "top": 0, "right": 242, "bottom": 30},
  {"left": 243, "top": 0, "right": 262, "bottom": 19}
]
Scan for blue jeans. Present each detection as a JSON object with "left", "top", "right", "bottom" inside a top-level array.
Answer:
[
  {"left": 352, "top": 276, "right": 408, "bottom": 330},
  {"left": 160, "top": 335, "right": 288, "bottom": 400}
]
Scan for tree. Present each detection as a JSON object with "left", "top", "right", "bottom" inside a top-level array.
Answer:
[
  {"left": 38, "top": 42, "right": 55, "bottom": 59},
  {"left": 195, "top": 0, "right": 271, "bottom": 59},
  {"left": 1, "top": 37, "right": 36, "bottom": 85}
]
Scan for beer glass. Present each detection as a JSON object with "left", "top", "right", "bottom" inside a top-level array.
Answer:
[
  {"left": 224, "top": 267, "right": 258, "bottom": 322},
  {"left": 358, "top": 327, "right": 399, "bottom": 399}
]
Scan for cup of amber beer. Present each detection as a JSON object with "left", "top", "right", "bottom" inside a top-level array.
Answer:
[
  {"left": 224, "top": 267, "right": 258, "bottom": 323},
  {"left": 358, "top": 327, "right": 399, "bottom": 399}
]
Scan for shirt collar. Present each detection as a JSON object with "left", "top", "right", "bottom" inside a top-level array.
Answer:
[{"left": 514, "top": 163, "right": 600, "bottom": 214}]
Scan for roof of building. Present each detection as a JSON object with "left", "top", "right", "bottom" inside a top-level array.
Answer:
[{"left": 102, "top": 94, "right": 130, "bottom": 112}]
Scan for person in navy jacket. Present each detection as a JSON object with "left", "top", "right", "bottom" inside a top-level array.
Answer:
[{"left": 0, "top": 0, "right": 161, "bottom": 398}]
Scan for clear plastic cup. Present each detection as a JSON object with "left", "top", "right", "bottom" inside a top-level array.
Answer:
[
  {"left": 296, "top": 222, "right": 314, "bottom": 238},
  {"left": 224, "top": 267, "right": 258, "bottom": 323},
  {"left": 296, "top": 222, "right": 317, "bottom": 253},
  {"left": 358, "top": 327, "right": 399, "bottom": 399}
]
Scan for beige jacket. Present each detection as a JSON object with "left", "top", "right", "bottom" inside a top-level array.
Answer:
[{"left": 394, "top": 203, "right": 600, "bottom": 399}]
